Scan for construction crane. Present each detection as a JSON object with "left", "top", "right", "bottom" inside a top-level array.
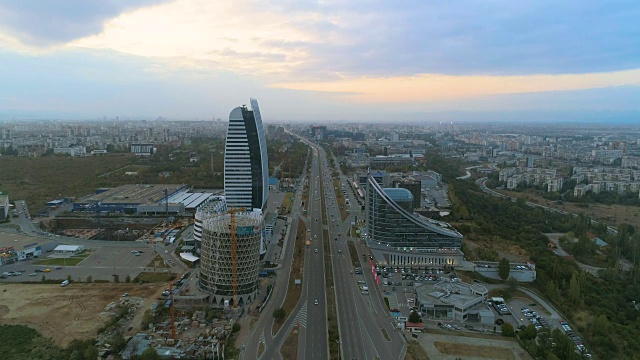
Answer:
[{"left": 227, "top": 207, "right": 246, "bottom": 309}]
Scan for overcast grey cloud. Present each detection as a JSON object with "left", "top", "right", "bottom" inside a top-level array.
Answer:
[
  {"left": 266, "top": 0, "right": 640, "bottom": 77},
  {"left": 0, "top": 0, "right": 638, "bottom": 121},
  {"left": 0, "top": 0, "right": 169, "bottom": 46}
]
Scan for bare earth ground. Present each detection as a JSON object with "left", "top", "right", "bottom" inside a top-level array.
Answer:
[
  {"left": 417, "top": 333, "right": 531, "bottom": 360},
  {"left": 0, "top": 283, "right": 163, "bottom": 346},
  {"left": 495, "top": 189, "right": 640, "bottom": 229}
]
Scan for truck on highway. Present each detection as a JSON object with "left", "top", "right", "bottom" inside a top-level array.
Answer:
[
  {"left": 306, "top": 240, "right": 311, "bottom": 247},
  {"left": 60, "top": 280, "right": 69, "bottom": 287}
]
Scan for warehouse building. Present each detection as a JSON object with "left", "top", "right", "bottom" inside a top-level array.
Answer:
[
  {"left": 0, "top": 234, "right": 45, "bottom": 265},
  {"left": 73, "top": 184, "right": 189, "bottom": 215}
]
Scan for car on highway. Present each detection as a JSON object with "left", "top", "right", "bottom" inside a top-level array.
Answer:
[
  {"left": 315, "top": 248, "right": 318, "bottom": 253},
  {"left": 55, "top": 266, "right": 63, "bottom": 270},
  {"left": 314, "top": 299, "right": 319, "bottom": 305}
]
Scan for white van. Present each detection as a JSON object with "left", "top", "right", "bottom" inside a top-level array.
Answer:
[{"left": 60, "top": 280, "right": 69, "bottom": 287}]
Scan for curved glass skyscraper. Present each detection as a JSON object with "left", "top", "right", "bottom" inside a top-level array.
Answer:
[
  {"left": 366, "top": 173, "right": 464, "bottom": 266},
  {"left": 224, "top": 98, "right": 269, "bottom": 211}
]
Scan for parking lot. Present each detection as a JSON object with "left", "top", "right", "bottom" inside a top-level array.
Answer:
[{"left": 0, "top": 243, "right": 176, "bottom": 282}]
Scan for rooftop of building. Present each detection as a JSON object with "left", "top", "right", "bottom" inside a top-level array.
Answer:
[
  {"left": 80, "top": 184, "right": 188, "bottom": 205},
  {"left": 383, "top": 187, "right": 414, "bottom": 202},
  {"left": 416, "top": 279, "right": 487, "bottom": 309},
  {"left": 202, "top": 210, "right": 263, "bottom": 231}
]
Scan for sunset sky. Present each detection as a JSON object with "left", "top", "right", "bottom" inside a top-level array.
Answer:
[{"left": 1, "top": 0, "right": 639, "bottom": 122}]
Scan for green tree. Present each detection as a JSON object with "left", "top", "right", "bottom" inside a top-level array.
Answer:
[
  {"left": 272, "top": 307, "right": 286, "bottom": 321},
  {"left": 408, "top": 310, "right": 421, "bottom": 323},
  {"left": 139, "top": 346, "right": 161, "bottom": 360},
  {"left": 519, "top": 324, "right": 537, "bottom": 340},
  {"left": 505, "top": 277, "right": 519, "bottom": 292},
  {"left": 232, "top": 322, "right": 241, "bottom": 333},
  {"left": 83, "top": 344, "right": 99, "bottom": 360},
  {"left": 86, "top": 275, "right": 92, "bottom": 283},
  {"left": 125, "top": 275, "right": 131, "bottom": 283},
  {"left": 501, "top": 322, "right": 515, "bottom": 337},
  {"left": 498, "top": 258, "right": 510, "bottom": 280},
  {"left": 568, "top": 272, "right": 581, "bottom": 304}
]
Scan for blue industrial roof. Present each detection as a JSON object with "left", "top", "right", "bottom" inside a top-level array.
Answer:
[
  {"left": 383, "top": 188, "right": 413, "bottom": 202},
  {"left": 269, "top": 177, "right": 279, "bottom": 185},
  {"left": 594, "top": 238, "right": 609, "bottom": 247}
]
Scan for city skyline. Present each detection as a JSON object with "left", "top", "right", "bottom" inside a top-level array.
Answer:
[{"left": 1, "top": 1, "right": 639, "bottom": 122}]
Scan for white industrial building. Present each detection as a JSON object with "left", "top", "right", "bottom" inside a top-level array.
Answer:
[{"left": 53, "top": 245, "right": 84, "bottom": 255}]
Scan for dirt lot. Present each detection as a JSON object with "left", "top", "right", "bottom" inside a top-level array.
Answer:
[
  {"left": 0, "top": 282, "right": 163, "bottom": 346},
  {"left": 417, "top": 332, "right": 531, "bottom": 360}
]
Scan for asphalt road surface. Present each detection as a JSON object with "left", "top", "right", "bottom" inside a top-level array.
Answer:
[
  {"left": 242, "top": 160, "right": 310, "bottom": 360},
  {"left": 303, "top": 137, "right": 406, "bottom": 360},
  {"left": 299, "top": 145, "right": 329, "bottom": 360}
]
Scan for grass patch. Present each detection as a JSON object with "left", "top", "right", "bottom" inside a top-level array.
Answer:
[
  {"left": 281, "top": 192, "right": 294, "bottom": 215},
  {"left": 381, "top": 328, "right": 391, "bottom": 341},
  {"left": 0, "top": 155, "right": 135, "bottom": 212},
  {"left": 319, "top": 176, "right": 340, "bottom": 360},
  {"left": 405, "top": 339, "right": 430, "bottom": 360},
  {"left": 258, "top": 341, "right": 265, "bottom": 358},
  {"left": 34, "top": 251, "right": 91, "bottom": 266},
  {"left": 324, "top": 228, "right": 340, "bottom": 360},
  {"left": 280, "top": 326, "right": 299, "bottom": 359},
  {"left": 147, "top": 254, "right": 170, "bottom": 269},
  {"left": 274, "top": 219, "right": 306, "bottom": 334},
  {"left": 384, "top": 297, "right": 390, "bottom": 310},
  {"left": 347, "top": 241, "right": 359, "bottom": 266},
  {"left": 136, "top": 271, "right": 175, "bottom": 283},
  {"left": 0, "top": 325, "right": 47, "bottom": 360},
  {"left": 332, "top": 179, "right": 349, "bottom": 221},
  {"left": 433, "top": 341, "right": 515, "bottom": 360}
]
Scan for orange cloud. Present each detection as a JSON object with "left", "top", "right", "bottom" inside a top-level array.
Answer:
[{"left": 272, "top": 69, "right": 640, "bottom": 103}]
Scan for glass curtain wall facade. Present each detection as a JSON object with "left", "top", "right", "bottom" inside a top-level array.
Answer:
[
  {"left": 224, "top": 99, "right": 268, "bottom": 211},
  {"left": 366, "top": 173, "right": 462, "bottom": 250}
]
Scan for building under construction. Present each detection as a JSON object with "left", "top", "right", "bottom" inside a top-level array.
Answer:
[{"left": 199, "top": 211, "right": 263, "bottom": 307}]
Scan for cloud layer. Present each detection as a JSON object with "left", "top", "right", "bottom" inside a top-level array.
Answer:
[
  {"left": 0, "top": 0, "right": 639, "bottom": 120},
  {"left": 0, "top": 0, "right": 169, "bottom": 46}
]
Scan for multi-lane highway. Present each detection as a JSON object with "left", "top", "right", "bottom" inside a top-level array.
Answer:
[
  {"left": 304, "top": 137, "right": 406, "bottom": 360},
  {"left": 245, "top": 134, "right": 406, "bottom": 359},
  {"left": 300, "top": 146, "right": 329, "bottom": 360}
]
